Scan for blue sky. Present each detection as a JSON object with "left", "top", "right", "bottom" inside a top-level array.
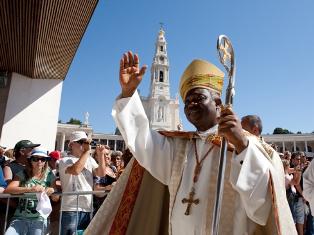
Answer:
[{"left": 59, "top": 0, "right": 314, "bottom": 135}]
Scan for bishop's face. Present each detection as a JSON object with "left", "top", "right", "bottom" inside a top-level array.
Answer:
[{"left": 184, "top": 88, "right": 219, "bottom": 131}]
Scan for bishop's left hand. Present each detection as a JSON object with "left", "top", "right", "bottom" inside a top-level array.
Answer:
[{"left": 217, "top": 106, "right": 248, "bottom": 154}]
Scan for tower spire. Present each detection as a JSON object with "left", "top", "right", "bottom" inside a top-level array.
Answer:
[
  {"left": 140, "top": 27, "right": 179, "bottom": 131},
  {"left": 149, "top": 26, "right": 170, "bottom": 99}
]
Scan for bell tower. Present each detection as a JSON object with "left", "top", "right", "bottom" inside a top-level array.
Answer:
[
  {"left": 142, "top": 26, "right": 180, "bottom": 130},
  {"left": 149, "top": 26, "right": 170, "bottom": 100}
]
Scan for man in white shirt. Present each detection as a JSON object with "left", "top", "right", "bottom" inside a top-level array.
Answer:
[{"left": 58, "top": 131, "right": 107, "bottom": 235}]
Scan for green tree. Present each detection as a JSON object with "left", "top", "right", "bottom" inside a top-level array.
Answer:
[
  {"left": 115, "top": 127, "right": 121, "bottom": 135},
  {"left": 67, "top": 118, "right": 82, "bottom": 125},
  {"left": 273, "top": 127, "right": 293, "bottom": 134}
]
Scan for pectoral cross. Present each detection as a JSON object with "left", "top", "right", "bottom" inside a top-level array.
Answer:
[{"left": 182, "top": 188, "right": 199, "bottom": 215}]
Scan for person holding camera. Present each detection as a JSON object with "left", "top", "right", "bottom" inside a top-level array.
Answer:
[{"left": 58, "top": 131, "right": 106, "bottom": 235}]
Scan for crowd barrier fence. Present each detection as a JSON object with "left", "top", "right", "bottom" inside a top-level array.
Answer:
[{"left": 0, "top": 190, "right": 108, "bottom": 235}]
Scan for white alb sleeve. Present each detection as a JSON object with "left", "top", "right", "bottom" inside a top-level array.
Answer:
[
  {"left": 112, "top": 90, "right": 174, "bottom": 185},
  {"left": 230, "top": 139, "right": 272, "bottom": 225}
]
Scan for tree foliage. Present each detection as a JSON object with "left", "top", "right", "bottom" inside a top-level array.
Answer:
[
  {"left": 115, "top": 127, "right": 121, "bottom": 135},
  {"left": 66, "top": 118, "right": 82, "bottom": 125},
  {"left": 273, "top": 127, "right": 293, "bottom": 134}
]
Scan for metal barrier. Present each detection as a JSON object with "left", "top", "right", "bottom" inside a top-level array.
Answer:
[{"left": 0, "top": 190, "right": 108, "bottom": 235}]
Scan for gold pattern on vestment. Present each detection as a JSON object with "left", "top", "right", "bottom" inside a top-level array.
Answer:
[
  {"left": 242, "top": 131, "right": 274, "bottom": 158},
  {"left": 259, "top": 136, "right": 274, "bottom": 157},
  {"left": 206, "top": 133, "right": 222, "bottom": 143}
]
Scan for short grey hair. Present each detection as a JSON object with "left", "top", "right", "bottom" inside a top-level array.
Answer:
[{"left": 241, "top": 115, "right": 263, "bottom": 134}]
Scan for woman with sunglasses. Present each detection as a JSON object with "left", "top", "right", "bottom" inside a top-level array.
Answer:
[{"left": 4, "top": 147, "right": 57, "bottom": 235}]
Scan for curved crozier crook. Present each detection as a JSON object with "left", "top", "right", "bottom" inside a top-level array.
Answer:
[{"left": 217, "top": 35, "right": 235, "bottom": 78}]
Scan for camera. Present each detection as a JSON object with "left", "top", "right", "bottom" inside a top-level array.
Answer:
[{"left": 90, "top": 140, "right": 99, "bottom": 149}]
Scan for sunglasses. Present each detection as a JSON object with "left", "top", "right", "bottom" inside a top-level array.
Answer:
[
  {"left": 30, "top": 157, "right": 48, "bottom": 162},
  {"left": 75, "top": 139, "right": 89, "bottom": 145}
]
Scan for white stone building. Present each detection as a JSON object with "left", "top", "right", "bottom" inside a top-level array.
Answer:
[{"left": 263, "top": 133, "right": 314, "bottom": 157}]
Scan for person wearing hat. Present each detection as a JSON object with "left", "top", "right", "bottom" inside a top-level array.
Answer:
[
  {"left": 4, "top": 147, "right": 56, "bottom": 235},
  {"left": 8, "top": 140, "right": 40, "bottom": 178},
  {"left": 48, "top": 150, "right": 61, "bottom": 175},
  {"left": 86, "top": 51, "right": 295, "bottom": 235},
  {"left": 58, "top": 131, "right": 107, "bottom": 235}
]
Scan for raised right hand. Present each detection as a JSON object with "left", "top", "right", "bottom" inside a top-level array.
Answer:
[{"left": 120, "top": 51, "right": 147, "bottom": 98}]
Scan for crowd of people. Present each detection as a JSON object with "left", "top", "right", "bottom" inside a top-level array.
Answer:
[
  {"left": 2, "top": 130, "right": 314, "bottom": 235},
  {"left": 0, "top": 133, "right": 132, "bottom": 235},
  {"left": 279, "top": 150, "right": 314, "bottom": 235}
]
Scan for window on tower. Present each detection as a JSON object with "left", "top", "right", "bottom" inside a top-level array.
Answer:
[
  {"left": 159, "top": 71, "right": 164, "bottom": 82},
  {"left": 160, "top": 46, "right": 164, "bottom": 51}
]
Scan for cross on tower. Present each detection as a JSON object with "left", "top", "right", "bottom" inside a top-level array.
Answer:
[
  {"left": 159, "top": 22, "right": 164, "bottom": 30},
  {"left": 181, "top": 188, "right": 200, "bottom": 215}
]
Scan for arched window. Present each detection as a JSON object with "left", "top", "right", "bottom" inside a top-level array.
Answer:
[
  {"left": 159, "top": 71, "right": 164, "bottom": 82},
  {"left": 160, "top": 46, "right": 164, "bottom": 51}
]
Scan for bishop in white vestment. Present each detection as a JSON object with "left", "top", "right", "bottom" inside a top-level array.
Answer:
[{"left": 85, "top": 52, "right": 296, "bottom": 235}]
